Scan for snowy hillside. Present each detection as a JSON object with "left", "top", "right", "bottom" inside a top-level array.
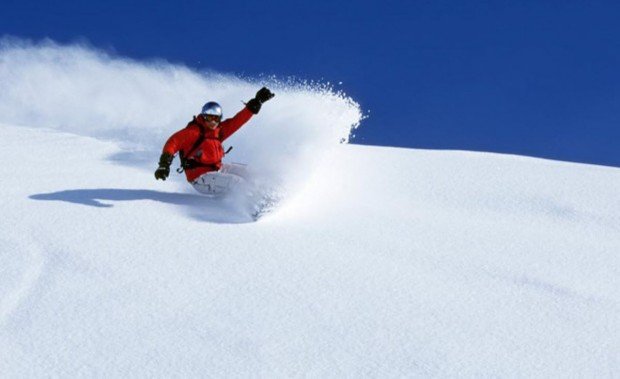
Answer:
[{"left": 1, "top": 41, "right": 619, "bottom": 377}]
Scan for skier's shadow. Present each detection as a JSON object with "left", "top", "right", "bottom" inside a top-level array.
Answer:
[{"left": 29, "top": 188, "right": 253, "bottom": 223}]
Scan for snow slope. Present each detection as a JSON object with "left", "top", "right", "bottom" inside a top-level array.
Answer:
[{"left": 1, "top": 41, "right": 619, "bottom": 377}]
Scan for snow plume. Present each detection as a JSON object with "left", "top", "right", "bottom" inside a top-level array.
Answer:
[{"left": 0, "top": 38, "right": 362, "bottom": 190}]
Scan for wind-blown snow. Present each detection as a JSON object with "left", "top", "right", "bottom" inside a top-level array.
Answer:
[
  {"left": 1, "top": 40, "right": 619, "bottom": 377},
  {"left": 0, "top": 39, "right": 362, "bottom": 191}
]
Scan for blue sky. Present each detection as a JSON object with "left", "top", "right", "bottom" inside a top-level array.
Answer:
[{"left": 2, "top": 0, "right": 619, "bottom": 167}]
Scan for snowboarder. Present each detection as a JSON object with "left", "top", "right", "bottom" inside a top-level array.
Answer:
[{"left": 154, "top": 87, "right": 275, "bottom": 194}]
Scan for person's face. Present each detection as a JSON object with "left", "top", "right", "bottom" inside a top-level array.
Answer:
[{"left": 202, "top": 114, "right": 221, "bottom": 129}]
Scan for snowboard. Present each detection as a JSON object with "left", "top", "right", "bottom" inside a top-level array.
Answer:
[{"left": 190, "top": 168, "right": 282, "bottom": 220}]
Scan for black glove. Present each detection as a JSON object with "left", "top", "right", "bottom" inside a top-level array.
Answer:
[
  {"left": 246, "top": 87, "right": 275, "bottom": 114},
  {"left": 154, "top": 152, "right": 173, "bottom": 180},
  {"left": 255, "top": 87, "right": 275, "bottom": 103}
]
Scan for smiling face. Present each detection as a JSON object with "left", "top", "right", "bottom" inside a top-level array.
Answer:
[{"left": 201, "top": 114, "right": 221, "bottom": 129}]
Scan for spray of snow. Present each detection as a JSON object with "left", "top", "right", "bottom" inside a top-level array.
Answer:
[{"left": 0, "top": 38, "right": 362, "bottom": 193}]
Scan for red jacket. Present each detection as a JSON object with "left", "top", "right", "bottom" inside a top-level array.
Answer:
[{"left": 163, "top": 106, "right": 254, "bottom": 182}]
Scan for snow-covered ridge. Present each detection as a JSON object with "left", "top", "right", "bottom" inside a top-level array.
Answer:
[{"left": 1, "top": 123, "right": 619, "bottom": 376}]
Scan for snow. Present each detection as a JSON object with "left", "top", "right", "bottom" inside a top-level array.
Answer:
[{"left": 1, "top": 41, "right": 619, "bottom": 377}]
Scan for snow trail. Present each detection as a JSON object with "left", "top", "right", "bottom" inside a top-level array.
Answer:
[{"left": 0, "top": 237, "right": 45, "bottom": 327}]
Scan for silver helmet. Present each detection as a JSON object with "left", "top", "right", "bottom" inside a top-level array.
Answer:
[{"left": 200, "top": 101, "right": 222, "bottom": 118}]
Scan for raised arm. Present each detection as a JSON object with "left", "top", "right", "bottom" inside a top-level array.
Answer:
[
  {"left": 218, "top": 107, "right": 254, "bottom": 141},
  {"left": 219, "top": 87, "right": 275, "bottom": 141}
]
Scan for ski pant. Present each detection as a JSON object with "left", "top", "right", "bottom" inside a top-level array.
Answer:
[{"left": 191, "top": 163, "right": 249, "bottom": 196}]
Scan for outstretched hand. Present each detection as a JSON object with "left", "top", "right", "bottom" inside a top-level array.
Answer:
[
  {"left": 246, "top": 87, "right": 275, "bottom": 114},
  {"left": 255, "top": 87, "right": 275, "bottom": 103}
]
